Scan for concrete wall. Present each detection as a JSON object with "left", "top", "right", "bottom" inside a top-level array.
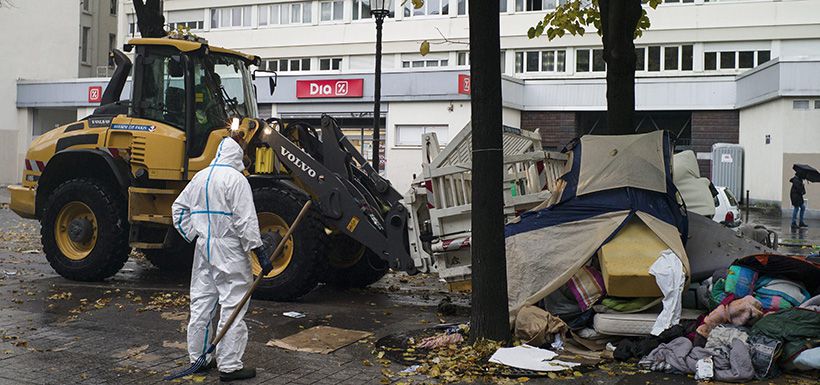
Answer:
[
  {"left": 740, "top": 97, "right": 820, "bottom": 206},
  {"left": 0, "top": 1, "right": 81, "bottom": 184}
]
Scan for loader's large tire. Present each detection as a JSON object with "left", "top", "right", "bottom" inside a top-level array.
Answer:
[
  {"left": 323, "top": 234, "right": 388, "bottom": 288},
  {"left": 41, "top": 178, "right": 130, "bottom": 281},
  {"left": 250, "top": 186, "right": 327, "bottom": 301},
  {"left": 140, "top": 240, "right": 194, "bottom": 273}
]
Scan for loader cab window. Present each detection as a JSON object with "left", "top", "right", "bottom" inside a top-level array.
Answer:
[
  {"left": 133, "top": 47, "right": 188, "bottom": 129},
  {"left": 188, "top": 53, "right": 257, "bottom": 157}
]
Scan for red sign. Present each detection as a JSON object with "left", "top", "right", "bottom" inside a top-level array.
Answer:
[
  {"left": 296, "top": 79, "right": 364, "bottom": 98},
  {"left": 88, "top": 86, "right": 103, "bottom": 103},
  {"left": 458, "top": 74, "right": 471, "bottom": 95}
]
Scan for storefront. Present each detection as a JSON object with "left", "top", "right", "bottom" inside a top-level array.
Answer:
[{"left": 14, "top": 61, "right": 820, "bottom": 211}]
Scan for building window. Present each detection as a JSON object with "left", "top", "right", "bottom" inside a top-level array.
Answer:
[
  {"left": 705, "top": 49, "right": 771, "bottom": 71},
  {"left": 500, "top": 51, "right": 506, "bottom": 73},
  {"left": 664, "top": 46, "right": 678, "bottom": 70},
  {"left": 168, "top": 21, "right": 204, "bottom": 31},
  {"left": 515, "top": 0, "right": 565, "bottom": 12},
  {"left": 705, "top": 52, "right": 716, "bottom": 70},
  {"left": 815, "top": 100, "right": 820, "bottom": 110},
  {"left": 793, "top": 100, "right": 810, "bottom": 110},
  {"left": 758, "top": 50, "right": 771, "bottom": 64},
  {"left": 321, "top": 0, "right": 344, "bottom": 21},
  {"left": 260, "top": 2, "right": 312, "bottom": 25},
  {"left": 319, "top": 57, "right": 342, "bottom": 70},
  {"left": 353, "top": 0, "right": 395, "bottom": 19},
  {"left": 396, "top": 125, "right": 449, "bottom": 146},
  {"left": 404, "top": 0, "right": 449, "bottom": 17},
  {"left": 648, "top": 46, "right": 661, "bottom": 72},
  {"left": 401, "top": 58, "right": 449, "bottom": 68},
  {"left": 635, "top": 48, "right": 645, "bottom": 71},
  {"left": 265, "top": 58, "right": 312, "bottom": 72},
  {"left": 720, "top": 52, "right": 735, "bottom": 69},
  {"left": 576, "top": 49, "right": 604, "bottom": 72},
  {"left": 110, "top": 0, "right": 117, "bottom": 15},
  {"left": 636, "top": 45, "right": 692, "bottom": 72},
  {"left": 592, "top": 49, "right": 605, "bottom": 71},
  {"left": 211, "top": 6, "right": 252, "bottom": 28},
  {"left": 516, "top": 49, "right": 565, "bottom": 73},
  {"left": 681, "top": 45, "right": 693, "bottom": 71},
  {"left": 81, "top": 27, "right": 90, "bottom": 63},
  {"left": 82, "top": 0, "right": 91, "bottom": 13},
  {"left": 457, "top": 52, "right": 469, "bottom": 66},
  {"left": 457, "top": 0, "right": 508, "bottom": 15},
  {"left": 108, "top": 33, "right": 116, "bottom": 55}
]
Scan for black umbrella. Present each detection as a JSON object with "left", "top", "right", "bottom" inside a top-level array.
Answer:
[{"left": 793, "top": 164, "right": 820, "bottom": 182}]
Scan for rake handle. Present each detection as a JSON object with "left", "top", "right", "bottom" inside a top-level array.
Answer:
[{"left": 210, "top": 200, "right": 313, "bottom": 348}]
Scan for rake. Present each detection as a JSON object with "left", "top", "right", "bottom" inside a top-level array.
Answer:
[{"left": 165, "top": 201, "right": 312, "bottom": 380}]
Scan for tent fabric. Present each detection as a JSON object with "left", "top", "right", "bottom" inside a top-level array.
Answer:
[
  {"left": 673, "top": 150, "right": 715, "bottom": 217},
  {"left": 505, "top": 131, "right": 689, "bottom": 321},
  {"left": 507, "top": 210, "right": 631, "bottom": 318},
  {"left": 576, "top": 131, "right": 667, "bottom": 197}
]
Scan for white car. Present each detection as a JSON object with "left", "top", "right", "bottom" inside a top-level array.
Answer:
[{"left": 713, "top": 186, "right": 742, "bottom": 227}]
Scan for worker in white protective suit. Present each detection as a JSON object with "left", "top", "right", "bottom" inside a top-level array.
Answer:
[{"left": 172, "top": 134, "right": 273, "bottom": 382}]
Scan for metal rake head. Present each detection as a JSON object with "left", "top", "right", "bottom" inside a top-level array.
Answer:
[{"left": 164, "top": 354, "right": 206, "bottom": 381}]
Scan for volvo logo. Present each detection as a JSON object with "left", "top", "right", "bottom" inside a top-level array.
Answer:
[{"left": 281, "top": 147, "right": 317, "bottom": 178}]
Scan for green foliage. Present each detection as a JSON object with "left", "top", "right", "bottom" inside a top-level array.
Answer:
[{"left": 528, "top": 0, "right": 660, "bottom": 41}]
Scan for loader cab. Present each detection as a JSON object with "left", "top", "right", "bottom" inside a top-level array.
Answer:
[{"left": 126, "top": 39, "right": 260, "bottom": 157}]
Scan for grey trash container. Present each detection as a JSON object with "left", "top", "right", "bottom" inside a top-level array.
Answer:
[{"left": 711, "top": 143, "right": 744, "bottom": 202}]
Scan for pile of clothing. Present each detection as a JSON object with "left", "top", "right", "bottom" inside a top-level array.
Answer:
[{"left": 628, "top": 254, "right": 820, "bottom": 382}]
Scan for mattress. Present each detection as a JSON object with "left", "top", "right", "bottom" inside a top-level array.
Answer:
[{"left": 593, "top": 308, "right": 704, "bottom": 336}]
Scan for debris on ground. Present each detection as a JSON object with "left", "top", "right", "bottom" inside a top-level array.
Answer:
[
  {"left": 489, "top": 345, "right": 580, "bottom": 372},
  {"left": 139, "top": 292, "right": 189, "bottom": 312},
  {"left": 266, "top": 326, "right": 372, "bottom": 354},
  {"left": 282, "top": 311, "right": 305, "bottom": 318}
]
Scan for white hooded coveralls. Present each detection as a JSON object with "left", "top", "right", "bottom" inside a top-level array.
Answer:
[{"left": 172, "top": 137, "right": 262, "bottom": 372}]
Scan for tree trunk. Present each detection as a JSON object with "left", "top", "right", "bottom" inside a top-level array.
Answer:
[
  {"left": 600, "top": 0, "right": 642, "bottom": 135},
  {"left": 133, "top": 0, "right": 167, "bottom": 38},
  {"left": 468, "top": 0, "right": 511, "bottom": 343}
]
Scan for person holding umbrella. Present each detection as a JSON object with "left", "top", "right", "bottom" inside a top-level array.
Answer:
[
  {"left": 790, "top": 164, "right": 819, "bottom": 229},
  {"left": 790, "top": 172, "right": 807, "bottom": 229}
]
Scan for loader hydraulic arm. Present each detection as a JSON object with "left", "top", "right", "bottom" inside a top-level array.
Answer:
[{"left": 264, "top": 124, "right": 417, "bottom": 274}]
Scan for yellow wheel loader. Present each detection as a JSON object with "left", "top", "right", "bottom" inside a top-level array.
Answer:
[{"left": 8, "top": 36, "right": 416, "bottom": 300}]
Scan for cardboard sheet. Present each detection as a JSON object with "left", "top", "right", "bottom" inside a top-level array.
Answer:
[
  {"left": 489, "top": 345, "right": 580, "bottom": 372},
  {"left": 266, "top": 326, "right": 372, "bottom": 354}
]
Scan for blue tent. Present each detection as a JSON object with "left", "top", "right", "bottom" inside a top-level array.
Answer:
[{"left": 504, "top": 131, "right": 690, "bottom": 317}]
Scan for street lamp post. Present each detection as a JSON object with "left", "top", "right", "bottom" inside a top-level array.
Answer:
[{"left": 370, "top": 0, "right": 389, "bottom": 172}]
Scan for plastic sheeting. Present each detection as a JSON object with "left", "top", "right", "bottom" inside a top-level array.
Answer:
[{"left": 673, "top": 150, "right": 715, "bottom": 217}]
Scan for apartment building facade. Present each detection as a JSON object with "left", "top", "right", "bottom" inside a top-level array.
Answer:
[
  {"left": 9, "top": 0, "right": 820, "bottom": 211},
  {"left": 1, "top": 0, "right": 118, "bottom": 186}
]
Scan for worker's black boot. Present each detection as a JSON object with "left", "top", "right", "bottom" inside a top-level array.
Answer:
[
  {"left": 219, "top": 367, "right": 256, "bottom": 382},
  {"left": 799, "top": 222, "right": 809, "bottom": 228},
  {"left": 194, "top": 360, "right": 217, "bottom": 373}
]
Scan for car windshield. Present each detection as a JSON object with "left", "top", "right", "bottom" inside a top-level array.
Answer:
[{"left": 200, "top": 53, "right": 258, "bottom": 119}]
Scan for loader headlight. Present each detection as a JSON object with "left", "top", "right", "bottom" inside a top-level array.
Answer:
[
  {"left": 230, "top": 117, "right": 240, "bottom": 132},
  {"left": 263, "top": 126, "right": 273, "bottom": 136}
]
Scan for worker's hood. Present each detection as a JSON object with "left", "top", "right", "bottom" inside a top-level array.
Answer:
[{"left": 211, "top": 137, "right": 246, "bottom": 172}]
